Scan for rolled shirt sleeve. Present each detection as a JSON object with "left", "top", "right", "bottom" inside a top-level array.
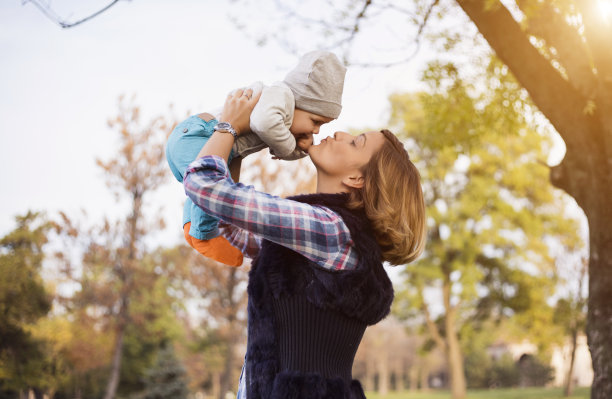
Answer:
[{"left": 183, "top": 155, "right": 358, "bottom": 271}]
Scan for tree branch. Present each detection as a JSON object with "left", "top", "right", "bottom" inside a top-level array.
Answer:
[
  {"left": 348, "top": 0, "right": 439, "bottom": 68},
  {"left": 375, "top": 2, "right": 417, "bottom": 17},
  {"left": 455, "top": 0, "right": 595, "bottom": 155},
  {"left": 23, "top": 0, "right": 125, "bottom": 29},
  {"left": 324, "top": 0, "right": 374, "bottom": 51},
  {"left": 517, "top": 1, "right": 597, "bottom": 99},
  {"left": 420, "top": 286, "right": 446, "bottom": 350},
  {"left": 272, "top": 0, "right": 354, "bottom": 32}
]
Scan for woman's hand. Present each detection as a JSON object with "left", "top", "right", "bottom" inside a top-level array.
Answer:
[
  {"left": 194, "top": 87, "right": 260, "bottom": 161},
  {"left": 220, "top": 88, "right": 261, "bottom": 136}
]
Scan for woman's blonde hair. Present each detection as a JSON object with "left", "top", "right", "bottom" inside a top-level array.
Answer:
[{"left": 348, "top": 129, "right": 426, "bottom": 265}]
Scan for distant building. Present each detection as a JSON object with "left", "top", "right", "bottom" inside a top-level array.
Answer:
[
  {"left": 550, "top": 334, "right": 593, "bottom": 387},
  {"left": 487, "top": 335, "right": 592, "bottom": 387},
  {"left": 488, "top": 339, "right": 537, "bottom": 361}
]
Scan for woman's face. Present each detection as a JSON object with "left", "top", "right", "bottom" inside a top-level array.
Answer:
[{"left": 309, "top": 131, "right": 385, "bottom": 180}]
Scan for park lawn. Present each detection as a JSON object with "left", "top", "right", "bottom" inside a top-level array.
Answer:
[{"left": 365, "top": 387, "right": 591, "bottom": 399}]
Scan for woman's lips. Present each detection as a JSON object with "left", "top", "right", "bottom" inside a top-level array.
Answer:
[{"left": 313, "top": 136, "right": 332, "bottom": 147}]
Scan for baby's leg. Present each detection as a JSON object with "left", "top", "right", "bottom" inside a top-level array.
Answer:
[
  {"left": 168, "top": 114, "right": 243, "bottom": 266},
  {"left": 188, "top": 200, "right": 243, "bottom": 266},
  {"left": 183, "top": 222, "right": 243, "bottom": 266},
  {"left": 166, "top": 114, "right": 215, "bottom": 182}
]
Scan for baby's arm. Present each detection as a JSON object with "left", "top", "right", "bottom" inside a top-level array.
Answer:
[{"left": 249, "top": 84, "right": 297, "bottom": 159}]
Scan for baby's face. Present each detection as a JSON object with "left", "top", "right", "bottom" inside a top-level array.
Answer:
[{"left": 290, "top": 109, "right": 334, "bottom": 152}]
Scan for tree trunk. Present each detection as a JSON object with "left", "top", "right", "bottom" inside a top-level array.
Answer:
[
  {"left": 564, "top": 329, "right": 578, "bottom": 397},
  {"left": 220, "top": 339, "right": 236, "bottom": 399},
  {"left": 419, "top": 364, "right": 430, "bottom": 391},
  {"left": 103, "top": 315, "right": 127, "bottom": 399},
  {"left": 211, "top": 371, "right": 221, "bottom": 399},
  {"left": 219, "top": 268, "right": 239, "bottom": 399},
  {"left": 365, "top": 354, "right": 375, "bottom": 391},
  {"left": 442, "top": 271, "right": 466, "bottom": 399},
  {"left": 377, "top": 352, "right": 389, "bottom": 396},
  {"left": 409, "top": 365, "right": 418, "bottom": 391},
  {"left": 586, "top": 214, "right": 612, "bottom": 399},
  {"left": 445, "top": 307, "right": 466, "bottom": 399}
]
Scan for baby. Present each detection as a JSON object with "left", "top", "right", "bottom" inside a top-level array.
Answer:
[{"left": 166, "top": 50, "right": 346, "bottom": 266}]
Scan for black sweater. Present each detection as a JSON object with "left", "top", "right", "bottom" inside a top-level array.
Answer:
[{"left": 245, "top": 193, "right": 394, "bottom": 399}]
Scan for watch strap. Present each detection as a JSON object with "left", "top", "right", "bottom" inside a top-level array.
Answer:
[{"left": 213, "top": 122, "right": 238, "bottom": 139}]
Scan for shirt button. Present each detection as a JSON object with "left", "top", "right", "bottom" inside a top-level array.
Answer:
[{"left": 183, "top": 128, "right": 188, "bottom": 133}]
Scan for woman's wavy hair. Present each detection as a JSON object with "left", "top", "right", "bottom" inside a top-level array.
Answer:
[{"left": 347, "top": 129, "right": 426, "bottom": 265}]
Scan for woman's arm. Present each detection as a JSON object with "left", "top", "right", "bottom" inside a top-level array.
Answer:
[{"left": 183, "top": 157, "right": 357, "bottom": 271}]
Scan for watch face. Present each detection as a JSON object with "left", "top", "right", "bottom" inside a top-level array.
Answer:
[{"left": 216, "top": 122, "right": 231, "bottom": 129}]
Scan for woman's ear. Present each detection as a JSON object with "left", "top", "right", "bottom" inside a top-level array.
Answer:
[{"left": 342, "top": 174, "right": 364, "bottom": 189}]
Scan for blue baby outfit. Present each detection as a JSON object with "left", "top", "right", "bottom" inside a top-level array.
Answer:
[{"left": 166, "top": 115, "right": 234, "bottom": 240}]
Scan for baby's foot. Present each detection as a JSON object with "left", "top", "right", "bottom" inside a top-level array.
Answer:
[{"left": 183, "top": 223, "right": 243, "bottom": 266}]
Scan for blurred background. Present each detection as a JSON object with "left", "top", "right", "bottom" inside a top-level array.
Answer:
[{"left": 3, "top": 0, "right": 608, "bottom": 398}]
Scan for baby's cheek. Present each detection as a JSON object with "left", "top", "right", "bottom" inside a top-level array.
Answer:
[{"left": 297, "top": 137, "right": 313, "bottom": 151}]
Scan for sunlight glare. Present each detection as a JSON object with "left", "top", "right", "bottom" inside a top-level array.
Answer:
[{"left": 597, "top": 0, "right": 612, "bottom": 23}]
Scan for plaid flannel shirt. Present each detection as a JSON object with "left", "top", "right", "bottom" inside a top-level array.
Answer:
[{"left": 183, "top": 155, "right": 359, "bottom": 271}]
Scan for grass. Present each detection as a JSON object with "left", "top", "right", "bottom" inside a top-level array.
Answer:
[{"left": 365, "top": 387, "right": 591, "bottom": 399}]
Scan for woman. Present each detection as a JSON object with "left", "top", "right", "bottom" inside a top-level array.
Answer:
[{"left": 183, "top": 88, "right": 426, "bottom": 398}]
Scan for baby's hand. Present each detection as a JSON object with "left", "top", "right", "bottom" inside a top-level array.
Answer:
[{"left": 295, "top": 133, "right": 313, "bottom": 153}]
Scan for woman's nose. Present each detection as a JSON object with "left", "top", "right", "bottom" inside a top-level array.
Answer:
[{"left": 334, "top": 131, "right": 349, "bottom": 140}]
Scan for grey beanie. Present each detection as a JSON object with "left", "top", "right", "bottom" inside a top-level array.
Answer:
[{"left": 283, "top": 50, "right": 346, "bottom": 119}]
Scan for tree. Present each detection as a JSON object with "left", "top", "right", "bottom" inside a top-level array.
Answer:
[
  {"left": 0, "top": 212, "right": 53, "bottom": 397},
  {"left": 95, "top": 96, "right": 174, "bottom": 399},
  {"left": 186, "top": 250, "right": 249, "bottom": 399},
  {"left": 353, "top": 317, "right": 427, "bottom": 393},
  {"left": 52, "top": 96, "right": 176, "bottom": 399},
  {"left": 234, "top": 1, "right": 611, "bottom": 396},
  {"left": 554, "top": 256, "right": 588, "bottom": 397},
  {"left": 441, "top": 4, "right": 611, "bottom": 393},
  {"left": 141, "top": 344, "right": 189, "bottom": 399},
  {"left": 390, "top": 57, "right": 581, "bottom": 398}
]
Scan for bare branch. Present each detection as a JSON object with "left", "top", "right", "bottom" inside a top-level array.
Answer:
[
  {"left": 320, "top": 0, "right": 374, "bottom": 52},
  {"left": 345, "top": 0, "right": 374, "bottom": 45},
  {"left": 271, "top": 0, "right": 354, "bottom": 32},
  {"left": 418, "top": 0, "right": 441, "bottom": 38},
  {"left": 348, "top": 0, "right": 439, "bottom": 68},
  {"left": 22, "top": 0, "right": 126, "bottom": 29},
  {"left": 374, "top": 1, "right": 417, "bottom": 17}
]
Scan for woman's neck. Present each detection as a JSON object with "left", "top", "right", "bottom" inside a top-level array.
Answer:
[{"left": 315, "top": 173, "right": 348, "bottom": 194}]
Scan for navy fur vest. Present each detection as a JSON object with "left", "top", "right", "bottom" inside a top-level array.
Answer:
[{"left": 245, "top": 192, "right": 394, "bottom": 399}]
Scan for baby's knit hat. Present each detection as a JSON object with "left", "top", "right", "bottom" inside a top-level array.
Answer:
[{"left": 283, "top": 50, "right": 346, "bottom": 119}]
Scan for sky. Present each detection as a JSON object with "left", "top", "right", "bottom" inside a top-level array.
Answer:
[{"left": 0, "top": 0, "right": 426, "bottom": 244}]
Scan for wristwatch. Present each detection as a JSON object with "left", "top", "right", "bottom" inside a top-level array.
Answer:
[{"left": 213, "top": 122, "right": 238, "bottom": 139}]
